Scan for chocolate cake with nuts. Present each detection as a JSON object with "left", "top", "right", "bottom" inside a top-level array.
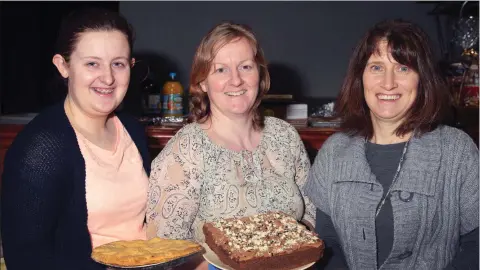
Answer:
[{"left": 203, "top": 212, "right": 324, "bottom": 270}]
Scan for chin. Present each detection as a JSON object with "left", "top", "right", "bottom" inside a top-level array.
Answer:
[
  {"left": 374, "top": 113, "right": 406, "bottom": 123},
  {"left": 230, "top": 105, "right": 254, "bottom": 114},
  {"left": 92, "top": 105, "right": 118, "bottom": 116}
]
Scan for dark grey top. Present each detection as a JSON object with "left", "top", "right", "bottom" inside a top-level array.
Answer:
[{"left": 366, "top": 141, "right": 406, "bottom": 268}]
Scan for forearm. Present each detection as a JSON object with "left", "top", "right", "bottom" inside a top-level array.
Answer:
[
  {"left": 1, "top": 197, "right": 56, "bottom": 269},
  {"left": 1, "top": 241, "right": 55, "bottom": 270},
  {"left": 1, "top": 177, "right": 57, "bottom": 269}
]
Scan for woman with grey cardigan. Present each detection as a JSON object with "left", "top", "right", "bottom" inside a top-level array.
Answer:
[{"left": 304, "top": 19, "right": 478, "bottom": 270}]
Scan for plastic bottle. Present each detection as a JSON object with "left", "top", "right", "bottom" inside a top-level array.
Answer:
[{"left": 162, "top": 72, "right": 184, "bottom": 117}]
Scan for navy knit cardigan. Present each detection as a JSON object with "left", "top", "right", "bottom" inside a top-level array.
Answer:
[{"left": 1, "top": 101, "right": 151, "bottom": 270}]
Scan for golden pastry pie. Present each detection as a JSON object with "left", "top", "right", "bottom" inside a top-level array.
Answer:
[{"left": 91, "top": 237, "right": 204, "bottom": 267}]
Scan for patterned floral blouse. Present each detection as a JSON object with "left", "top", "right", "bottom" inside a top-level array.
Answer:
[{"left": 146, "top": 117, "right": 316, "bottom": 242}]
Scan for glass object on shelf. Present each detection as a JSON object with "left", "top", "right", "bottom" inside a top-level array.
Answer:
[{"left": 141, "top": 67, "right": 162, "bottom": 116}]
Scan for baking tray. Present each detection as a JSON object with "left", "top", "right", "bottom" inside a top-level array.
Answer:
[{"left": 94, "top": 249, "right": 204, "bottom": 270}]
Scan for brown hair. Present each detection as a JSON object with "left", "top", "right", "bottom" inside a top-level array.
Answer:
[
  {"left": 188, "top": 21, "right": 270, "bottom": 130},
  {"left": 55, "top": 7, "right": 135, "bottom": 60},
  {"left": 335, "top": 19, "right": 450, "bottom": 139}
]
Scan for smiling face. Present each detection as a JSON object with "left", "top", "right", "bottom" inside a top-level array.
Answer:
[
  {"left": 363, "top": 40, "right": 419, "bottom": 128},
  {"left": 200, "top": 37, "right": 260, "bottom": 119},
  {"left": 54, "top": 30, "right": 132, "bottom": 117}
]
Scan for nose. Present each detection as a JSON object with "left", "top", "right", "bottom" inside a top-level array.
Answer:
[
  {"left": 100, "top": 66, "right": 115, "bottom": 85},
  {"left": 229, "top": 69, "right": 243, "bottom": 87},
  {"left": 381, "top": 69, "right": 397, "bottom": 91}
]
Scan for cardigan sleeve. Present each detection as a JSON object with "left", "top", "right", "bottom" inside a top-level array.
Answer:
[
  {"left": 303, "top": 137, "right": 334, "bottom": 216},
  {"left": 1, "top": 128, "right": 69, "bottom": 269},
  {"left": 444, "top": 135, "right": 479, "bottom": 270},
  {"left": 458, "top": 136, "right": 479, "bottom": 235}
]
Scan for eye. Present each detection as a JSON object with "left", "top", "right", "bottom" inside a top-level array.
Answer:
[
  {"left": 113, "top": 62, "right": 126, "bottom": 68},
  {"left": 86, "top": 62, "right": 98, "bottom": 67},
  {"left": 398, "top": 66, "right": 409, "bottom": 72},
  {"left": 240, "top": 65, "right": 254, "bottom": 71},
  {"left": 215, "top": 67, "right": 228, "bottom": 74},
  {"left": 369, "top": 65, "right": 383, "bottom": 72}
]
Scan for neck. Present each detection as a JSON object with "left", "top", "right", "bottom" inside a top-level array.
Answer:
[
  {"left": 64, "top": 97, "right": 111, "bottom": 136},
  {"left": 207, "top": 110, "right": 258, "bottom": 150},
  {"left": 370, "top": 118, "right": 412, "bottom": 145}
]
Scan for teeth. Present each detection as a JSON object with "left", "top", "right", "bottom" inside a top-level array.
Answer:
[
  {"left": 377, "top": 94, "right": 400, "bottom": 100},
  {"left": 225, "top": 90, "right": 247, "bottom": 96},
  {"left": 93, "top": 87, "right": 114, "bottom": 94}
]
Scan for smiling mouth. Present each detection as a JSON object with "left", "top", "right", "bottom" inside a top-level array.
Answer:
[
  {"left": 92, "top": 87, "right": 114, "bottom": 95},
  {"left": 377, "top": 94, "right": 400, "bottom": 100},
  {"left": 225, "top": 89, "right": 247, "bottom": 96}
]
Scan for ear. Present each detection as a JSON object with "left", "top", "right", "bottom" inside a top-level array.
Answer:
[
  {"left": 200, "top": 81, "right": 207, "bottom": 93},
  {"left": 130, "top": 58, "right": 136, "bottom": 68},
  {"left": 52, "top": 54, "right": 69, "bottom": 78}
]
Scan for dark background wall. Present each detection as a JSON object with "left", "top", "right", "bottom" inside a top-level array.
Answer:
[
  {"left": 0, "top": 1, "right": 119, "bottom": 115},
  {"left": 120, "top": 1, "right": 440, "bottom": 106},
  {"left": 0, "top": 1, "right": 445, "bottom": 115}
]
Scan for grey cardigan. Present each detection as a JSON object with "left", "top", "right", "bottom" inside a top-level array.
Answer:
[{"left": 304, "top": 125, "right": 479, "bottom": 270}]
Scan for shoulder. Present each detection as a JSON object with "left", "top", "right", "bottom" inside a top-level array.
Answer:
[
  {"left": 168, "top": 122, "right": 204, "bottom": 144},
  {"left": 177, "top": 122, "right": 201, "bottom": 135},
  {"left": 421, "top": 125, "right": 477, "bottom": 152},
  {"left": 265, "top": 116, "right": 297, "bottom": 132},
  {"left": 11, "top": 102, "right": 73, "bottom": 151},
  {"left": 157, "top": 123, "right": 204, "bottom": 153},
  {"left": 436, "top": 125, "right": 478, "bottom": 157},
  {"left": 5, "top": 103, "right": 75, "bottom": 173},
  {"left": 436, "top": 125, "right": 476, "bottom": 143},
  {"left": 151, "top": 122, "right": 204, "bottom": 166},
  {"left": 321, "top": 131, "right": 355, "bottom": 152},
  {"left": 264, "top": 117, "right": 301, "bottom": 142}
]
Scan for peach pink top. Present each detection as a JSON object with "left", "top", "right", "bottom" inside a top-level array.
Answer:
[{"left": 73, "top": 116, "right": 148, "bottom": 248}]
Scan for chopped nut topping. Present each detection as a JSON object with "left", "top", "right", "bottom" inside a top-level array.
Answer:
[{"left": 211, "top": 212, "right": 321, "bottom": 257}]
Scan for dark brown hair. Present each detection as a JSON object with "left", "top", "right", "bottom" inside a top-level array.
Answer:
[
  {"left": 335, "top": 19, "right": 450, "bottom": 139},
  {"left": 55, "top": 7, "right": 135, "bottom": 60},
  {"left": 188, "top": 21, "right": 270, "bottom": 130}
]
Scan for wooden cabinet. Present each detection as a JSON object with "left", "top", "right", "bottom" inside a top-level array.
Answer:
[
  {"left": 0, "top": 124, "right": 24, "bottom": 182},
  {"left": 0, "top": 124, "right": 339, "bottom": 187}
]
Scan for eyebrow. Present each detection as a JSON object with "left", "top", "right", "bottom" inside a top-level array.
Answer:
[
  {"left": 366, "top": 61, "right": 384, "bottom": 65},
  {"left": 212, "top": 59, "right": 255, "bottom": 66},
  {"left": 366, "top": 60, "right": 402, "bottom": 66},
  {"left": 80, "top": 56, "right": 129, "bottom": 61}
]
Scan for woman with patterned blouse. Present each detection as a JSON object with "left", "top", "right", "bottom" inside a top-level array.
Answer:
[{"left": 146, "top": 22, "right": 316, "bottom": 269}]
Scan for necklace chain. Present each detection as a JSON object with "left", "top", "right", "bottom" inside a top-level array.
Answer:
[{"left": 367, "top": 132, "right": 414, "bottom": 218}]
